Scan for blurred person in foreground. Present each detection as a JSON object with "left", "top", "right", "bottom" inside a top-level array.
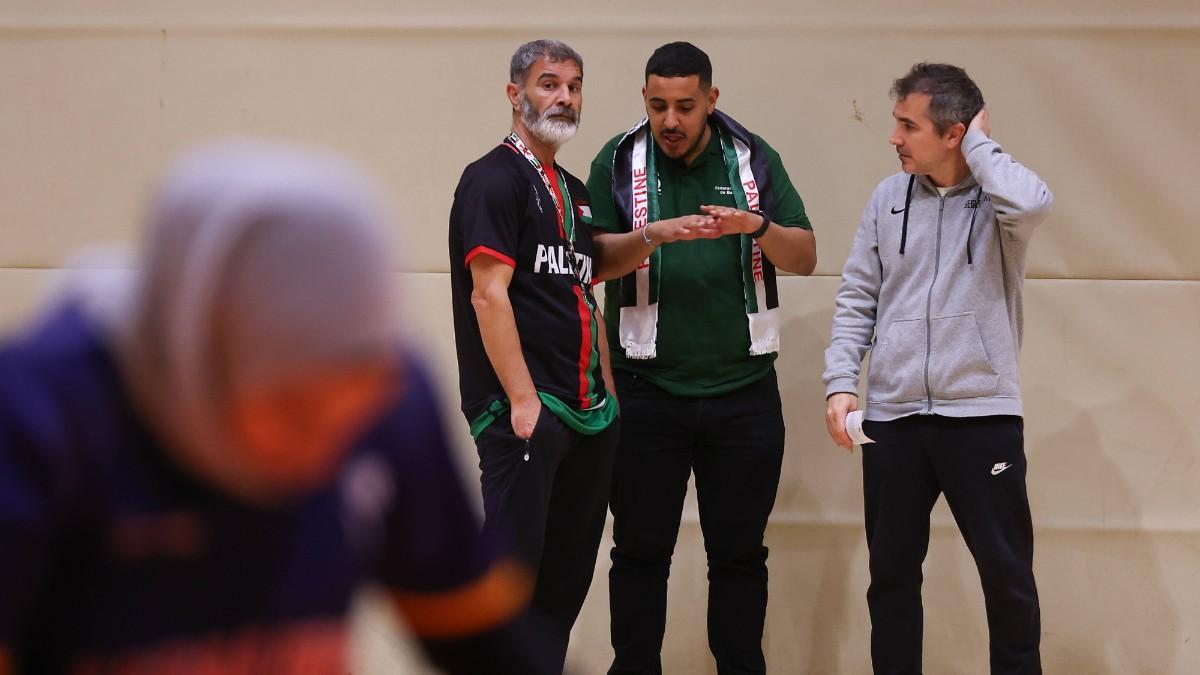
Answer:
[
  {"left": 823, "top": 63, "right": 1052, "bottom": 674},
  {"left": 0, "top": 142, "right": 553, "bottom": 674}
]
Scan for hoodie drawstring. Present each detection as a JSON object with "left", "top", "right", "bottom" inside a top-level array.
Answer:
[
  {"left": 900, "top": 178, "right": 985, "bottom": 265},
  {"left": 899, "top": 174, "right": 915, "bottom": 255},
  {"left": 966, "top": 186, "right": 983, "bottom": 265}
]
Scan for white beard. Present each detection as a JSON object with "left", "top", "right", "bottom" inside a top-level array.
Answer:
[{"left": 521, "top": 93, "right": 579, "bottom": 146}]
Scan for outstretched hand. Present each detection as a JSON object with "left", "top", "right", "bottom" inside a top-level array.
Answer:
[
  {"left": 699, "top": 205, "right": 765, "bottom": 236},
  {"left": 646, "top": 215, "right": 721, "bottom": 244}
]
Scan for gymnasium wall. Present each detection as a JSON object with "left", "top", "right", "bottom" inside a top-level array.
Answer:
[{"left": 2, "top": 1, "right": 1197, "bottom": 672}]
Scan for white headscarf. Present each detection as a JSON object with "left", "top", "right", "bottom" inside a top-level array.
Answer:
[{"left": 77, "top": 141, "right": 401, "bottom": 504}]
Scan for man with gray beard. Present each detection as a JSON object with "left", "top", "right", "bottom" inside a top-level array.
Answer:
[{"left": 448, "top": 39, "right": 619, "bottom": 673}]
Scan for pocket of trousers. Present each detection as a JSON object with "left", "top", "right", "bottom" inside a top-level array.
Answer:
[{"left": 521, "top": 405, "right": 556, "bottom": 462}]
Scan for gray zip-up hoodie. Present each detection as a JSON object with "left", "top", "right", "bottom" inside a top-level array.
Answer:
[{"left": 823, "top": 129, "right": 1053, "bottom": 420}]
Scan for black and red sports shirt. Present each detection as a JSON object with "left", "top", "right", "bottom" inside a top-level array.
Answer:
[{"left": 449, "top": 141, "right": 604, "bottom": 425}]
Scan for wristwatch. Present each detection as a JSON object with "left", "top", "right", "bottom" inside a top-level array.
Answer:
[{"left": 749, "top": 209, "right": 771, "bottom": 239}]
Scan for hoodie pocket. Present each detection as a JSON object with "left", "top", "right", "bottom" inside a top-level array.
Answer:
[
  {"left": 867, "top": 317, "right": 927, "bottom": 403},
  {"left": 928, "top": 312, "right": 999, "bottom": 400}
]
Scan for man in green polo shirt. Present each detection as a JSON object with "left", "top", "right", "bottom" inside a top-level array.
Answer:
[{"left": 587, "top": 42, "right": 816, "bottom": 674}]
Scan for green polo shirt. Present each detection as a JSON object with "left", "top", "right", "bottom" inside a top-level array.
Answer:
[{"left": 586, "top": 123, "right": 812, "bottom": 397}]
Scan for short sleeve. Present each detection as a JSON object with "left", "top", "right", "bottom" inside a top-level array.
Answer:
[
  {"left": 585, "top": 136, "right": 623, "bottom": 234},
  {"left": 758, "top": 136, "right": 813, "bottom": 231},
  {"left": 454, "top": 163, "right": 524, "bottom": 268}
]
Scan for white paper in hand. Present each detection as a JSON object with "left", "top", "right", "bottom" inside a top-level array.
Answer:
[{"left": 846, "top": 409, "right": 874, "bottom": 445}]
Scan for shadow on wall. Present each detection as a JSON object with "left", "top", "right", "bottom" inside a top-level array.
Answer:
[{"left": 1025, "top": 385, "right": 1182, "bottom": 673}]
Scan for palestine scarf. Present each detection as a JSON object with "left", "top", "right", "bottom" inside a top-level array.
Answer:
[{"left": 610, "top": 109, "right": 780, "bottom": 359}]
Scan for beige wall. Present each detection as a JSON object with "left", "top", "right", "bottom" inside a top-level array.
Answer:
[{"left": 2, "top": 2, "right": 1198, "bottom": 672}]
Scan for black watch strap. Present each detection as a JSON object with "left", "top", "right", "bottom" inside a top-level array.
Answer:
[{"left": 749, "top": 209, "right": 771, "bottom": 239}]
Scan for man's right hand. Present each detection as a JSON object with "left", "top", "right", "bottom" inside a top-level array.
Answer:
[
  {"left": 645, "top": 215, "right": 721, "bottom": 245},
  {"left": 511, "top": 395, "right": 542, "bottom": 440},
  {"left": 825, "top": 392, "right": 859, "bottom": 451}
]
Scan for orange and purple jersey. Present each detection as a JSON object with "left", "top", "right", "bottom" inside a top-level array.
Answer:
[{"left": 0, "top": 305, "right": 538, "bottom": 674}]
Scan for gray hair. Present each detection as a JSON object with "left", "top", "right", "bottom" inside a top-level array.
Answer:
[
  {"left": 891, "top": 63, "right": 984, "bottom": 135},
  {"left": 509, "top": 39, "right": 583, "bottom": 85}
]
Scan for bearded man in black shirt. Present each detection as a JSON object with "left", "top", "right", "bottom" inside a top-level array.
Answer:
[{"left": 448, "top": 39, "right": 619, "bottom": 673}]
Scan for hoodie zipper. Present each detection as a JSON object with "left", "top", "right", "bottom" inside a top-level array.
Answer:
[{"left": 922, "top": 194, "right": 945, "bottom": 414}]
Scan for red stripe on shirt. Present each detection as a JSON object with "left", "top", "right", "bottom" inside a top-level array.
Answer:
[
  {"left": 465, "top": 245, "right": 516, "bottom": 268},
  {"left": 572, "top": 284, "right": 593, "bottom": 408},
  {"left": 542, "top": 163, "right": 593, "bottom": 408}
]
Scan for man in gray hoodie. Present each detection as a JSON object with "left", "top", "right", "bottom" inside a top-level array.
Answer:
[{"left": 823, "top": 63, "right": 1052, "bottom": 674}]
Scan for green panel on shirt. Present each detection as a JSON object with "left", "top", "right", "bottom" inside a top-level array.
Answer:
[
  {"left": 586, "top": 123, "right": 812, "bottom": 398},
  {"left": 469, "top": 391, "right": 618, "bottom": 438}
]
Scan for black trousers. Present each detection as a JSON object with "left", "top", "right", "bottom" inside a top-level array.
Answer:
[
  {"left": 476, "top": 406, "right": 618, "bottom": 673},
  {"left": 608, "top": 369, "right": 785, "bottom": 675},
  {"left": 862, "top": 414, "right": 1041, "bottom": 675}
]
